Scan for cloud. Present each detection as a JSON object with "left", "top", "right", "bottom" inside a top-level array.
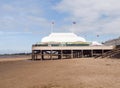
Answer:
[
  {"left": 100, "top": 18, "right": 120, "bottom": 34},
  {"left": 54, "top": 0, "right": 120, "bottom": 35},
  {"left": 0, "top": 0, "right": 49, "bottom": 33}
]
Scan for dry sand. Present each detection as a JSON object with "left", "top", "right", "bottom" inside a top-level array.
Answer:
[
  {"left": 0, "top": 56, "right": 120, "bottom": 88},
  {"left": 0, "top": 55, "right": 30, "bottom": 62}
]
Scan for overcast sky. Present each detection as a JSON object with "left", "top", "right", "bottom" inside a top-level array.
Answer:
[{"left": 0, "top": 0, "right": 120, "bottom": 54}]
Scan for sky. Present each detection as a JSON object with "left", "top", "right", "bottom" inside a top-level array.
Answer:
[{"left": 0, "top": 0, "right": 120, "bottom": 54}]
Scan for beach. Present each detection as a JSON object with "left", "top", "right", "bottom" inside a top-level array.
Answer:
[
  {"left": 0, "top": 55, "right": 30, "bottom": 62},
  {"left": 0, "top": 56, "right": 120, "bottom": 88}
]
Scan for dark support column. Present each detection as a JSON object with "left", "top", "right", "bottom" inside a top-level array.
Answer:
[
  {"left": 39, "top": 50, "right": 41, "bottom": 60},
  {"left": 75, "top": 51, "right": 77, "bottom": 58},
  {"left": 77, "top": 51, "right": 79, "bottom": 58},
  {"left": 32, "top": 50, "right": 35, "bottom": 60},
  {"left": 91, "top": 50, "right": 93, "bottom": 57},
  {"left": 41, "top": 50, "right": 44, "bottom": 60},
  {"left": 61, "top": 50, "right": 63, "bottom": 59},
  {"left": 77, "top": 52, "right": 79, "bottom": 58},
  {"left": 79, "top": 51, "right": 81, "bottom": 58},
  {"left": 36, "top": 53, "right": 38, "bottom": 60},
  {"left": 81, "top": 50, "right": 83, "bottom": 58},
  {"left": 102, "top": 50, "right": 104, "bottom": 56},
  {"left": 34, "top": 54, "right": 36, "bottom": 60},
  {"left": 73, "top": 51, "right": 75, "bottom": 58},
  {"left": 75, "top": 52, "right": 77, "bottom": 58},
  {"left": 76, "top": 52, "right": 77, "bottom": 58},
  {"left": 33, "top": 51, "right": 36, "bottom": 60},
  {"left": 58, "top": 50, "right": 61, "bottom": 59},
  {"left": 50, "top": 50, "right": 52, "bottom": 60},
  {"left": 76, "top": 52, "right": 78, "bottom": 58},
  {"left": 78, "top": 51, "right": 80, "bottom": 58},
  {"left": 71, "top": 50, "right": 73, "bottom": 59}
]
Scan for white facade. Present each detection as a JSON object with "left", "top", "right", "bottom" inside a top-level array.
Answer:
[{"left": 41, "top": 33, "right": 86, "bottom": 43}]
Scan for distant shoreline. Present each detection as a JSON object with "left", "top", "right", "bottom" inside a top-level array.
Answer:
[{"left": 0, "top": 54, "right": 31, "bottom": 62}]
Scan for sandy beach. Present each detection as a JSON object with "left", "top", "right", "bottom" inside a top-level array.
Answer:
[
  {"left": 0, "top": 56, "right": 120, "bottom": 88},
  {"left": 0, "top": 55, "right": 30, "bottom": 62}
]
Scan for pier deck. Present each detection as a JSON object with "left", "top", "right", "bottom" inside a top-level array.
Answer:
[{"left": 32, "top": 45, "right": 114, "bottom": 60}]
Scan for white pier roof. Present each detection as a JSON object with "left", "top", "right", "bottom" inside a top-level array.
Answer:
[{"left": 41, "top": 33, "right": 86, "bottom": 43}]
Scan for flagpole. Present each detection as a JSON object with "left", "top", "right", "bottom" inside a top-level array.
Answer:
[
  {"left": 96, "top": 34, "right": 99, "bottom": 42},
  {"left": 72, "top": 21, "right": 76, "bottom": 33},
  {"left": 51, "top": 21, "right": 54, "bottom": 33}
]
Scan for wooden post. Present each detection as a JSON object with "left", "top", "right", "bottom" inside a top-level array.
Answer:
[
  {"left": 79, "top": 51, "right": 81, "bottom": 58},
  {"left": 102, "top": 50, "right": 104, "bottom": 56},
  {"left": 32, "top": 50, "right": 35, "bottom": 60},
  {"left": 34, "top": 54, "right": 36, "bottom": 60},
  {"left": 61, "top": 50, "right": 63, "bottom": 59},
  {"left": 41, "top": 50, "right": 44, "bottom": 60},
  {"left": 58, "top": 50, "right": 61, "bottom": 59},
  {"left": 77, "top": 51, "right": 79, "bottom": 58},
  {"left": 81, "top": 50, "right": 83, "bottom": 58},
  {"left": 74, "top": 51, "right": 76, "bottom": 58},
  {"left": 39, "top": 50, "right": 41, "bottom": 60},
  {"left": 101, "top": 50, "right": 104, "bottom": 58},
  {"left": 71, "top": 50, "right": 73, "bottom": 59},
  {"left": 73, "top": 51, "right": 75, "bottom": 58},
  {"left": 76, "top": 52, "right": 78, "bottom": 58},
  {"left": 50, "top": 50, "right": 52, "bottom": 60},
  {"left": 78, "top": 51, "right": 80, "bottom": 58},
  {"left": 75, "top": 51, "right": 77, "bottom": 58},
  {"left": 36, "top": 54, "right": 38, "bottom": 60},
  {"left": 77, "top": 52, "right": 79, "bottom": 58},
  {"left": 91, "top": 50, "right": 93, "bottom": 57}
]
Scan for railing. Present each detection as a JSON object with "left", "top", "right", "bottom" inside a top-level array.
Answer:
[{"left": 33, "top": 43, "right": 90, "bottom": 47}]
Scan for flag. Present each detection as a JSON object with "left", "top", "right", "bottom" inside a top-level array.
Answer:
[
  {"left": 52, "top": 21, "right": 54, "bottom": 24},
  {"left": 97, "top": 35, "right": 99, "bottom": 37},
  {"left": 73, "top": 21, "right": 76, "bottom": 24}
]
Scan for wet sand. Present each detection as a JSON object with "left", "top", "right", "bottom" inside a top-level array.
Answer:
[{"left": 0, "top": 56, "right": 120, "bottom": 88}]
